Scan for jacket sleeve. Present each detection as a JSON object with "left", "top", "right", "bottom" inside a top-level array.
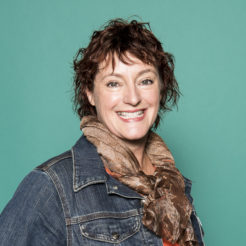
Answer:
[
  {"left": 183, "top": 176, "right": 205, "bottom": 246},
  {"left": 190, "top": 207, "right": 205, "bottom": 246},
  {"left": 0, "top": 170, "right": 67, "bottom": 246}
]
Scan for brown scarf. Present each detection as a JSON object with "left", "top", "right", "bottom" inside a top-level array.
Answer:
[{"left": 81, "top": 116, "right": 198, "bottom": 245}]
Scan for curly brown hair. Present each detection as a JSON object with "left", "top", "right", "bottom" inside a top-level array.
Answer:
[{"left": 73, "top": 18, "right": 180, "bottom": 128}]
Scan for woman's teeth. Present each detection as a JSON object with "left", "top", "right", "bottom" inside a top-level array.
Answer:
[{"left": 117, "top": 110, "right": 144, "bottom": 119}]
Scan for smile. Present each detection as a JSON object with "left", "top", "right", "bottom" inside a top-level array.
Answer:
[{"left": 117, "top": 110, "right": 145, "bottom": 120}]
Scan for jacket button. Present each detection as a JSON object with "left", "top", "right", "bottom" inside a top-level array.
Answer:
[
  {"left": 112, "top": 232, "right": 120, "bottom": 240},
  {"left": 113, "top": 186, "right": 118, "bottom": 190}
]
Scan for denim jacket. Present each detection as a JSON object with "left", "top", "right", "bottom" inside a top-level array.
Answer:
[{"left": 0, "top": 135, "right": 204, "bottom": 245}]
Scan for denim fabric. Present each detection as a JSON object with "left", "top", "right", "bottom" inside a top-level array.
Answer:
[{"left": 0, "top": 135, "right": 204, "bottom": 246}]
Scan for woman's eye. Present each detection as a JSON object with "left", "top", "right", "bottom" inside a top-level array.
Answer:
[
  {"left": 106, "top": 81, "right": 119, "bottom": 88},
  {"left": 141, "top": 79, "right": 153, "bottom": 85}
]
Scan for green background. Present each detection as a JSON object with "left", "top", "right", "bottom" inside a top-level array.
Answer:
[{"left": 1, "top": 0, "right": 245, "bottom": 245}]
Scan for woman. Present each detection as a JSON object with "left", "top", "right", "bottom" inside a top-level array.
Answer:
[{"left": 0, "top": 19, "right": 204, "bottom": 245}]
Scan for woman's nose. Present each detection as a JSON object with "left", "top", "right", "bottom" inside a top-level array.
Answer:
[{"left": 123, "top": 84, "right": 141, "bottom": 106}]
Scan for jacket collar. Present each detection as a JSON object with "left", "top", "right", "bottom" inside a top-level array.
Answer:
[{"left": 71, "top": 135, "right": 143, "bottom": 199}]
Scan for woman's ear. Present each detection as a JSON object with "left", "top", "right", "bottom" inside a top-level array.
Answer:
[{"left": 86, "top": 89, "right": 95, "bottom": 106}]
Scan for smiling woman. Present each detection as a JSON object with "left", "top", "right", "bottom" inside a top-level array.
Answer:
[
  {"left": 87, "top": 54, "right": 160, "bottom": 142},
  {"left": 0, "top": 19, "right": 204, "bottom": 246},
  {"left": 86, "top": 54, "right": 161, "bottom": 174}
]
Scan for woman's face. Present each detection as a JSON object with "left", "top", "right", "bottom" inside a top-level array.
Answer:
[{"left": 86, "top": 53, "right": 161, "bottom": 142}]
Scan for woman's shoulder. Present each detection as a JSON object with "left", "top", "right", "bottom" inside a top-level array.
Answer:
[
  {"left": 36, "top": 149, "right": 72, "bottom": 173},
  {"left": 0, "top": 149, "right": 74, "bottom": 226},
  {"left": 1, "top": 148, "right": 73, "bottom": 215},
  {"left": 0, "top": 161, "right": 68, "bottom": 245}
]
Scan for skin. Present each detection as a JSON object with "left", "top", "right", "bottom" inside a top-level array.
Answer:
[{"left": 86, "top": 53, "right": 161, "bottom": 174}]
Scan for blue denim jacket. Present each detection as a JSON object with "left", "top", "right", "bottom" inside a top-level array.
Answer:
[{"left": 0, "top": 135, "right": 204, "bottom": 245}]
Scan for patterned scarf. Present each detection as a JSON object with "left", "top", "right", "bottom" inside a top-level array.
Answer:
[{"left": 80, "top": 116, "right": 198, "bottom": 245}]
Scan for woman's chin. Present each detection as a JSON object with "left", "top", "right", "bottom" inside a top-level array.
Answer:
[{"left": 119, "top": 131, "right": 149, "bottom": 143}]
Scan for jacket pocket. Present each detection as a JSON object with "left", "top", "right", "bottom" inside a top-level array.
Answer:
[{"left": 79, "top": 215, "right": 140, "bottom": 244}]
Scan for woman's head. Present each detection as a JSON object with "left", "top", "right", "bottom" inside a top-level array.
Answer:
[{"left": 73, "top": 18, "right": 180, "bottom": 129}]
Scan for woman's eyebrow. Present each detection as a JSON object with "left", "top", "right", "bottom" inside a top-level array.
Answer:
[
  {"left": 101, "top": 68, "right": 157, "bottom": 80},
  {"left": 136, "top": 68, "right": 157, "bottom": 77}
]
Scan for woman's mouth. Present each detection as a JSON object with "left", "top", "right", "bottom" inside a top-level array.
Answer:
[{"left": 117, "top": 110, "right": 145, "bottom": 121}]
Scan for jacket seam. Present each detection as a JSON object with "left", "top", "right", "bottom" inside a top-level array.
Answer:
[
  {"left": 37, "top": 152, "right": 72, "bottom": 171},
  {"left": 67, "top": 208, "right": 143, "bottom": 224},
  {"left": 44, "top": 168, "right": 72, "bottom": 246}
]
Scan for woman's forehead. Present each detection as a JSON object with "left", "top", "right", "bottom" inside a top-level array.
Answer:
[{"left": 97, "top": 52, "right": 156, "bottom": 73}]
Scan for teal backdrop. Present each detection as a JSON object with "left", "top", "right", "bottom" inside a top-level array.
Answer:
[{"left": 1, "top": 0, "right": 245, "bottom": 245}]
